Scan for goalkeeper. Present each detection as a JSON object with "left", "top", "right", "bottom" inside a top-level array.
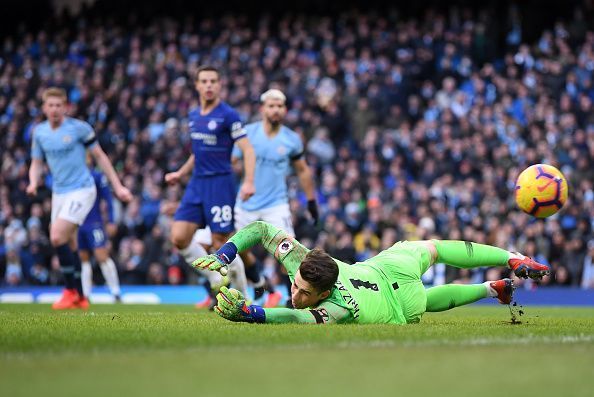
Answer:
[{"left": 192, "top": 221, "right": 550, "bottom": 324}]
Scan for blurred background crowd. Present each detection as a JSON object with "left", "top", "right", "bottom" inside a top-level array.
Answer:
[{"left": 1, "top": 0, "right": 593, "bottom": 291}]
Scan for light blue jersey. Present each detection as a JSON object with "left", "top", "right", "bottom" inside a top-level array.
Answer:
[
  {"left": 234, "top": 122, "right": 304, "bottom": 211},
  {"left": 31, "top": 117, "right": 97, "bottom": 194}
]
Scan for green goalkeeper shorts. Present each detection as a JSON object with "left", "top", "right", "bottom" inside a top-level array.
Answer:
[{"left": 367, "top": 241, "right": 433, "bottom": 324}]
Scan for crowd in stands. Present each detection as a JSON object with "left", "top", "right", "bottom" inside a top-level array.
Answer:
[{"left": 1, "top": 3, "right": 594, "bottom": 291}]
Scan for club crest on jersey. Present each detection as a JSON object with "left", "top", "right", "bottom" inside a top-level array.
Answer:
[
  {"left": 277, "top": 145, "right": 287, "bottom": 155},
  {"left": 208, "top": 120, "right": 217, "bottom": 130},
  {"left": 62, "top": 135, "right": 72, "bottom": 144}
]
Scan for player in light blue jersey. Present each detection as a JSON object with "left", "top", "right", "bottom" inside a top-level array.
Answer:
[
  {"left": 78, "top": 163, "right": 121, "bottom": 302},
  {"left": 27, "top": 87, "right": 132, "bottom": 310},
  {"left": 232, "top": 89, "right": 318, "bottom": 307},
  {"left": 165, "top": 66, "right": 255, "bottom": 308}
]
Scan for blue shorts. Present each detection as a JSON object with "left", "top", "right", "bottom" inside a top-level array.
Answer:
[
  {"left": 78, "top": 223, "right": 107, "bottom": 251},
  {"left": 174, "top": 173, "right": 236, "bottom": 233}
]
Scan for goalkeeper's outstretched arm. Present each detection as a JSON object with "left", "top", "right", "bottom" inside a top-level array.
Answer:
[
  {"left": 192, "top": 221, "right": 308, "bottom": 276},
  {"left": 264, "top": 304, "right": 351, "bottom": 324},
  {"left": 214, "top": 286, "right": 351, "bottom": 324}
]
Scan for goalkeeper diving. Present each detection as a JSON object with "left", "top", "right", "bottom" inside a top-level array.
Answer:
[{"left": 192, "top": 221, "right": 550, "bottom": 324}]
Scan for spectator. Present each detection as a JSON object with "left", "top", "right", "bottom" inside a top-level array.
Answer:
[
  {"left": 307, "top": 127, "right": 336, "bottom": 164},
  {"left": 581, "top": 241, "right": 594, "bottom": 289},
  {"left": 0, "top": 3, "right": 593, "bottom": 289},
  {"left": 119, "top": 238, "right": 149, "bottom": 284},
  {"left": 4, "top": 250, "right": 22, "bottom": 286}
]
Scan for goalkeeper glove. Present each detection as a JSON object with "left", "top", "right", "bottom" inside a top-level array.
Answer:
[
  {"left": 214, "top": 286, "right": 266, "bottom": 323},
  {"left": 191, "top": 242, "right": 238, "bottom": 276}
]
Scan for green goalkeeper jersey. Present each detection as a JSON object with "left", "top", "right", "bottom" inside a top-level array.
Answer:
[{"left": 228, "top": 221, "right": 407, "bottom": 324}]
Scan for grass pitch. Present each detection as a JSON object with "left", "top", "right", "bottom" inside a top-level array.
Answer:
[{"left": 1, "top": 304, "right": 593, "bottom": 397}]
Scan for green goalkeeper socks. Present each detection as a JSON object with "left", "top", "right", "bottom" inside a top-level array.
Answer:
[
  {"left": 432, "top": 240, "right": 510, "bottom": 269},
  {"left": 425, "top": 284, "right": 488, "bottom": 312}
]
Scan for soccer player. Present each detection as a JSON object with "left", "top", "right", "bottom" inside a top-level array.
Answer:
[
  {"left": 78, "top": 163, "right": 121, "bottom": 302},
  {"left": 231, "top": 89, "right": 318, "bottom": 307},
  {"left": 27, "top": 87, "right": 132, "bottom": 310},
  {"left": 165, "top": 66, "right": 255, "bottom": 306},
  {"left": 159, "top": 203, "right": 249, "bottom": 305},
  {"left": 192, "top": 221, "right": 550, "bottom": 324}
]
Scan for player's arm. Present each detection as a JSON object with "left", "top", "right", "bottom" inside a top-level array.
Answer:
[
  {"left": 27, "top": 130, "right": 44, "bottom": 196},
  {"left": 231, "top": 144, "right": 243, "bottom": 173},
  {"left": 26, "top": 158, "right": 44, "bottom": 196},
  {"left": 292, "top": 156, "right": 318, "bottom": 224},
  {"left": 235, "top": 137, "right": 255, "bottom": 201},
  {"left": 214, "top": 286, "right": 351, "bottom": 324},
  {"left": 191, "top": 221, "right": 308, "bottom": 276},
  {"left": 264, "top": 301, "right": 351, "bottom": 324},
  {"left": 88, "top": 144, "right": 132, "bottom": 203},
  {"left": 165, "top": 154, "right": 195, "bottom": 185}
]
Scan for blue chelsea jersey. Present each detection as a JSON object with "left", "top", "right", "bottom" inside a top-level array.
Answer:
[{"left": 188, "top": 101, "right": 246, "bottom": 177}]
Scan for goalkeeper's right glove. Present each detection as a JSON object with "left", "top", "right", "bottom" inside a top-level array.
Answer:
[
  {"left": 214, "top": 286, "right": 266, "bottom": 323},
  {"left": 191, "top": 254, "right": 229, "bottom": 275},
  {"left": 191, "top": 242, "right": 238, "bottom": 276}
]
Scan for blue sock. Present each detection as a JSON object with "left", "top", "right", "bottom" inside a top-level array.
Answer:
[
  {"left": 245, "top": 262, "right": 262, "bottom": 284},
  {"left": 55, "top": 244, "right": 76, "bottom": 290}
]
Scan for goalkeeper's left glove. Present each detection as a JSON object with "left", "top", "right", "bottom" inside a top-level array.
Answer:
[{"left": 214, "top": 286, "right": 266, "bottom": 323}]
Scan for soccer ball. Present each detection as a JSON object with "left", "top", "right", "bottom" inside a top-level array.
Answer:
[{"left": 514, "top": 164, "right": 568, "bottom": 218}]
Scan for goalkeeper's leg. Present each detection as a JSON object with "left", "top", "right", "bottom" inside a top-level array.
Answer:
[
  {"left": 425, "top": 279, "right": 514, "bottom": 312},
  {"left": 431, "top": 240, "right": 549, "bottom": 280}
]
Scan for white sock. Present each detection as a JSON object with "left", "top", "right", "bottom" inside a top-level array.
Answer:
[
  {"left": 180, "top": 243, "right": 224, "bottom": 289},
  {"left": 81, "top": 261, "right": 93, "bottom": 297},
  {"left": 483, "top": 281, "right": 497, "bottom": 297},
  {"left": 508, "top": 251, "right": 524, "bottom": 262},
  {"left": 100, "top": 257, "right": 121, "bottom": 296},
  {"left": 228, "top": 255, "right": 249, "bottom": 299},
  {"left": 179, "top": 241, "right": 208, "bottom": 264}
]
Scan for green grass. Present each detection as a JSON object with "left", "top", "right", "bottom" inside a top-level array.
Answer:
[{"left": 1, "top": 304, "right": 593, "bottom": 397}]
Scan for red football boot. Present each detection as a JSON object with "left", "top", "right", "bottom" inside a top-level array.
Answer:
[
  {"left": 76, "top": 296, "right": 90, "bottom": 310},
  {"left": 508, "top": 253, "right": 550, "bottom": 280},
  {"left": 489, "top": 279, "right": 514, "bottom": 304},
  {"left": 195, "top": 295, "right": 215, "bottom": 310},
  {"left": 264, "top": 291, "right": 282, "bottom": 308},
  {"left": 51, "top": 289, "right": 81, "bottom": 310}
]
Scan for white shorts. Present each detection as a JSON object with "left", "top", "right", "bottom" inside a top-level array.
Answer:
[
  {"left": 51, "top": 186, "right": 97, "bottom": 225},
  {"left": 234, "top": 203, "right": 295, "bottom": 237},
  {"left": 193, "top": 226, "right": 213, "bottom": 247}
]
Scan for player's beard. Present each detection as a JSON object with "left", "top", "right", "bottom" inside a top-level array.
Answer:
[
  {"left": 202, "top": 90, "right": 219, "bottom": 106},
  {"left": 267, "top": 116, "right": 282, "bottom": 129}
]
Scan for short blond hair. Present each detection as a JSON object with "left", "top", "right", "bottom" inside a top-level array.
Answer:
[
  {"left": 42, "top": 87, "right": 67, "bottom": 103},
  {"left": 260, "top": 89, "right": 286, "bottom": 104}
]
